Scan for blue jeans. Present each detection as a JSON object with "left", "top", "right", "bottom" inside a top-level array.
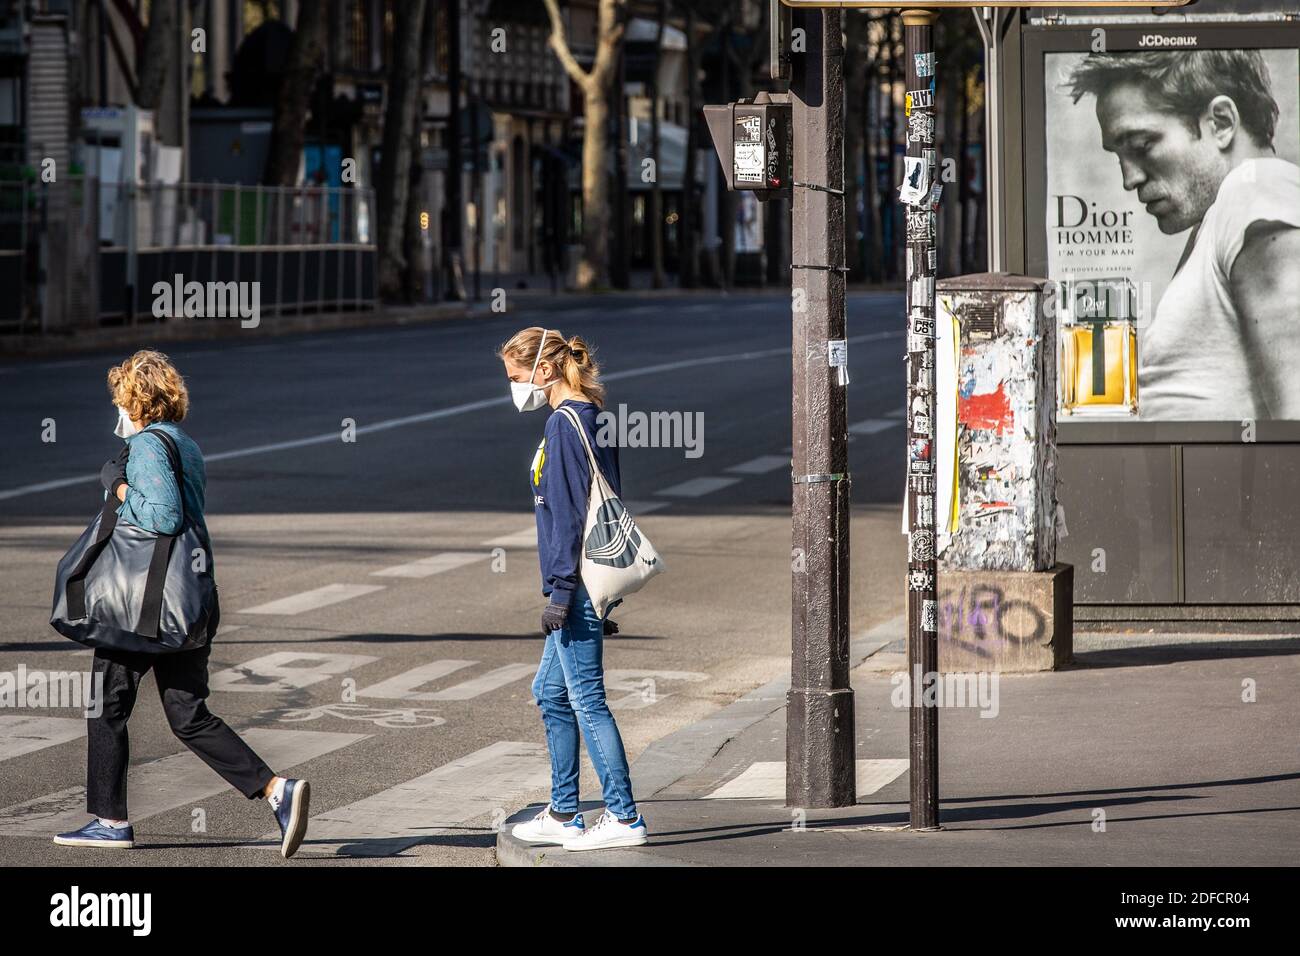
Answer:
[{"left": 531, "top": 584, "right": 637, "bottom": 820}]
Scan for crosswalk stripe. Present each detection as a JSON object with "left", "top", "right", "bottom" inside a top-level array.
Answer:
[
  {"left": 356, "top": 660, "right": 478, "bottom": 701},
  {"left": 0, "top": 728, "right": 366, "bottom": 837},
  {"left": 848, "top": 419, "right": 902, "bottom": 435},
  {"left": 655, "top": 476, "right": 742, "bottom": 498},
  {"left": 371, "top": 551, "right": 487, "bottom": 578},
  {"left": 425, "top": 663, "right": 536, "bottom": 701},
  {"left": 272, "top": 740, "right": 551, "bottom": 855},
  {"left": 238, "top": 584, "right": 386, "bottom": 615},
  {"left": 703, "top": 759, "right": 909, "bottom": 800},
  {"left": 483, "top": 527, "right": 536, "bottom": 548},
  {"left": 606, "top": 669, "right": 709, "bottom": 711},
  {"left": 483, "top": 501, "right": 666, "bottom": 550},
  {"left": 621, "top": 499, "right": 669, "bottom": 515},
  {"left": 210, "top": 651, "right": 379, "bottom": 693},
  {"left": 0, "top": 716, "right": 85, "bottom": 762},
  {"left": 726, "top": 455, "right": 789, "bottom": 475}
]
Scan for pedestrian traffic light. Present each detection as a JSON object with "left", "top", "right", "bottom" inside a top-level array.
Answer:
[{"left": 702, "top": 96, "right": 792, "bottom": 194}]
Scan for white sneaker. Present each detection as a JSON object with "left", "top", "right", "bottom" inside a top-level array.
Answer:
[
  {"left": 511, "top": 805, "right": 586, "bottom": 845},
  {"left": 561, "top": 810, "right": 648, "bottom": 851}
]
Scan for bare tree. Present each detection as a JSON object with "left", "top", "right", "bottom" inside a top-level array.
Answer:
[
  {"left": 134, "top": 0, "right": 175, "bottom": 111},
  {"left": 265, "top": 1, "right": 327, "bottom": 186},
  {"left": 544, "top": 0, "right": 627, "bottom": 290},
  {"left": 376, "top": 0, "right": 429, "bottom": 301}
]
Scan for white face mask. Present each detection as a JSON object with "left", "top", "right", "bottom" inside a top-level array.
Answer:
[
  {"left": 113, "top": 405, "right": 141, "bottom": 439},
  {"left": 510, "top": 330, "right": 555, "bottom": 413}
]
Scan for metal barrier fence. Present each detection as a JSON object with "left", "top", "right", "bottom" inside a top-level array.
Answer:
[{"left": 0, "top": 179, "right": 378, "bottom": 334}]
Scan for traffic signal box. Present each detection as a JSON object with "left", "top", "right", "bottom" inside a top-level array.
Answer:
[{"left": 702, "top": 98, "right": 793, "bottom": 195}]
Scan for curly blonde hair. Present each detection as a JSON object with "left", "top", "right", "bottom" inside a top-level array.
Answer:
[
  {"left": 107, "top": 350, "right": 189, "bottom": 424},
  {"left": 497, "top": 327, "right": 605, "bottom": 407}
]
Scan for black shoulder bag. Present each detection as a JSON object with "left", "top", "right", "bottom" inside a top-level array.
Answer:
[{"left": 50, "top": 427, "right": 218, "bottom": 653}]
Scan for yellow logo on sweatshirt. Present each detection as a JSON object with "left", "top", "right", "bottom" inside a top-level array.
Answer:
[{"left": 531, "top": 438, "right": 546, "bottom": 486}]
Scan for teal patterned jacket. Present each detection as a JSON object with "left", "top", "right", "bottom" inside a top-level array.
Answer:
[{"left": 110, "top": 422, "right": 211, "bottom": 546}]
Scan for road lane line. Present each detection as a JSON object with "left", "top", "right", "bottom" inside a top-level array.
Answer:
[
  {"left": 0, "top": 330, "right": 900, "bottom": 501},
  {"left": 655, "top": 476, "right": 741, "bottom": 498},
  {"left": 0, "top": 728, "right": 366, "bottom": 836},
  {"left": 703, "top": 758, "right": 909, "bottom": 799},
  {"left": 885, "top": 407, "right": 906, "bottom": 418},
  {"left": 238, "top": 583, "right": 386, "bottom": 615},
  {"left": 267, "top": 740, "right": 551, "bottom": 856},
  {"left": 424, "top": 663, "right": 537, "bottom": 701},
  {"left": 355, "top": 660, "right": 478, "bottom": 701},
  {"left": 371, "top": 551, "right": 487, "bottom": 578},
  {"left": 0, "top": 716, "right": 86, "bottom": 762},
  {"left": 848, "top": 419, "right": 902, "bottom": 435},
  {"left": 725, "top": 455, "right": 789, "bottom": 475}
]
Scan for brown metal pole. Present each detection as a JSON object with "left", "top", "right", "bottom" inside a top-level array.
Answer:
[
  {"left": 902, "top": 7, "right": 940, "bottom": 831},
  {"left": 787, "top": 5, "right": 855, "bottom": 810}
]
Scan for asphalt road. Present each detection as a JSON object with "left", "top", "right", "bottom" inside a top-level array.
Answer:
[{"left": 0, "top": 290, "right": 912, "bottom": 865}]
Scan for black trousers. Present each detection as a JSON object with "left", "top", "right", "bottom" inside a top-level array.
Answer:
[{"left": 87, "top": 637, "right": 276, "bottom": 820}]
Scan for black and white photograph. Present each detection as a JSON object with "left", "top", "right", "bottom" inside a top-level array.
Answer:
[{"left": 1045, "top": 45, "right": 1300, "bottom": 421}]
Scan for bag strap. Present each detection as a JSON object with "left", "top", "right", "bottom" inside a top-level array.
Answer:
[
  {"left": 556, "top": 406, "right": 606, "bottom": 485},
  {"left": 140, "top": 426, "right": 188, "bottom": 530},
  {"left": 136, "top": 427, "right": 187, "bottom": 640},
  {"left": 64, "top": 496, "right": 120, "bottom": 621}
]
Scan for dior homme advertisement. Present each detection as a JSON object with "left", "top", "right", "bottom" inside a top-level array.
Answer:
[{"left": 1045, "top": 44, "right": 1300, "bottom": 421}]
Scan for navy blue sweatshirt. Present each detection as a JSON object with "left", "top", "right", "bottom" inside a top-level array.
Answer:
[{"left": 531, "top": 399, "right": 621, "bottom": 607}]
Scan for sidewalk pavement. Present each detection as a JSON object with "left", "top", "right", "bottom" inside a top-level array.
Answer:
[{"left": 497, "top": 620, "right": 1300, "bottom": 866}]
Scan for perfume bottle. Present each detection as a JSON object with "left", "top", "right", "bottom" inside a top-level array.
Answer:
[{"left": 1059, "top": 278, "right": 1139, "bottom": 416}]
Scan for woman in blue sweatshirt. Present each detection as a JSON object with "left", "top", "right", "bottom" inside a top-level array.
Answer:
[
  {"left": 499, "top": 327, "right": 647, "bottom": 852},
  {"left": 53, "top": 350, "right": 310, "bottom": 858}
]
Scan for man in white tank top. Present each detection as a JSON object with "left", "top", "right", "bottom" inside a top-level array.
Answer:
[{"left": 1068, "top": 50, "right": 1300, "bottom": 420}]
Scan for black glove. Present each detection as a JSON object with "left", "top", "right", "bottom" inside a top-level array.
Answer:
[
  {"left": 541, "top": 601, "right": 569, "bottom": 635},
  {"left": 603, "top": 618, "right": 620, "bottom": 637},
  {"left": 100, "top": 444, "right": 130, "bottom": 496}
]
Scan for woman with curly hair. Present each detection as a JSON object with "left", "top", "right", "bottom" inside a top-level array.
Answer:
[{"left": 53, "top": 349, "right": 311, "bottom": 858}]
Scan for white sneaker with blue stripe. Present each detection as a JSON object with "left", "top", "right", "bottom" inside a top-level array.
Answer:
[
  {"left": 512, "top": 805, "right": 586, "bottom": 845},
  {"left": 562, "top": 810, "right": 647, "bottom": 851}
]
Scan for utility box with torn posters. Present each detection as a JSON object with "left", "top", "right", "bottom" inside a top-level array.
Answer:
[{"left": 917, "top": 272, "right": 1073, "bottom": 671}]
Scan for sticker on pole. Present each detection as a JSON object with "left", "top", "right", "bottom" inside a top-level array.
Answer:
[
  {"left": 733, "top": 113, "right": 765, "bottom": 185},
  {"left": 898, "top": 156, "right": 931, "bottom": 206},
  {"left": 904, "top": 88, "right": 933, "bottom": 115},
  {"left": 828, "top": 338, "right": 850, "bottom": 386},
  {"left": 914, "top": 52, "right": 935, "bottom": 78}
]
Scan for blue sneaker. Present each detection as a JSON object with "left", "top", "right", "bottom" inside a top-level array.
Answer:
[
  {"left": 271, "top": 778, "right": 310, "bottom": 858},
  {"left": 53, "top": 819, "right": 135, "bottom": 849}
]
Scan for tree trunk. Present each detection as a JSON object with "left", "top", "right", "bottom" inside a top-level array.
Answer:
[
  {"left": 578, "top": 90, "right": 611, "bottom": 289},
  {"left": 376, "top": 0, "right": 428, "bottom": 300},
  {"left": 543, "top": 0, "right": 625, "bottom": 291},
  {"left": 265, "top": 1, "right": 327, "bottom": 187},
  {"left": 135, "top": 0, "right": 175, "bottom": 111}
]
